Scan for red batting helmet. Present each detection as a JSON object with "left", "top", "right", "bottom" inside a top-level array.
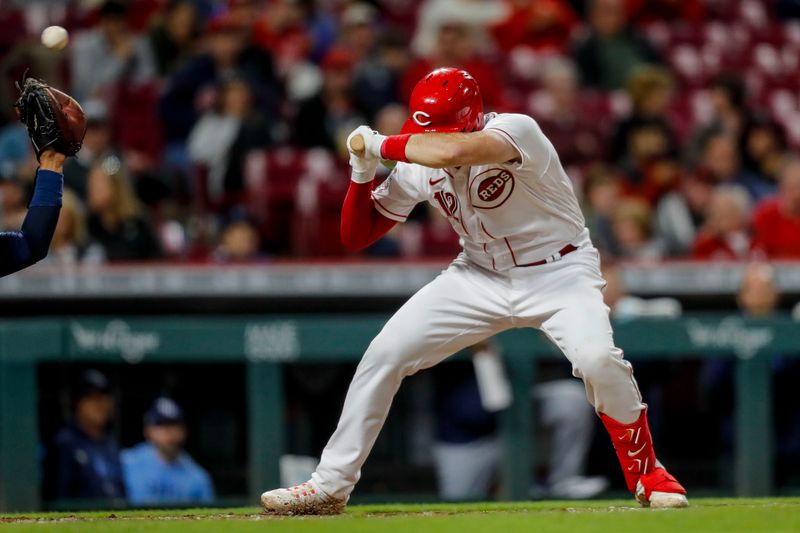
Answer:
[{"left": 401, "top": 68, "right": 484, "bottom": 134}]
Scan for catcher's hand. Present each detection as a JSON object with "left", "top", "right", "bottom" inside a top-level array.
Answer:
[{"left": 14, "top": 77, "right": 87, "bottom": 159}]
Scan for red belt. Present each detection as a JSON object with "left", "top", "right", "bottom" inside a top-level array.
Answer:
[{"left": 517, "top": 244, "right": 578, "bottom": 267}]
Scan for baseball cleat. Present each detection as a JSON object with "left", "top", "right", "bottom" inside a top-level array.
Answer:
[
  {"left": 635, "top": 467, "right": 689, "bottom": 508},
  {"left": 260, "top": 480, "right": 346, "bottom": 515}
]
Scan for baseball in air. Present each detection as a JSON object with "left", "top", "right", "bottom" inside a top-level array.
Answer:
[{"left": 41, "top": 26, "right": 69, "bottom": 51}]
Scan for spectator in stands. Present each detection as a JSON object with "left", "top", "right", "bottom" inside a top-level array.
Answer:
[
  {"left": 699, "top": 132, "right": 775, "bottom": 201},
  {"left": 491, "top": 0, "right": 578, "bottom": 53},
  {"left": 411, "top": 0, "right": 507, "bottom": 61},
  {"left": 352, "top": 30, "right": 410, "bottom": 120},
  {"left": 0, "top": 171, "right": 28, "bottom": 233},
  {"left": 704, "top": 264, "right": 800, "bottom": 487},
  {"left": 0, "top": 120, "right": 30, "bottom": 182},
  {"left": 610, "top": 66, "right": 676, "bottom": 171},
  {"left": 188, "top": 75, "right": 270, "bottom": 203},
  {"left": 655, "top": 171, "right": 714, "bottom": 256},
  {"left": 340, "top": 3, "right": 379, "bottom": 65},
  {"left": 688, "top": 75, "right": 750, "bottom": 164},
  {"left": 752, "top": 159, "right": 800, "bottom": 258},
  {"left": 122, "top": 397, "right": 214, "bottom": 506},
  {"left": 691, "top": 186, "right": 752, "bottom": 260},
  {"left": 159, "top": 11, "right": 277, "bottom": 162},
  {"left": 71, "top": 0, "right": 157, "bottom": 103},
  {"left": 291, "top": 48, "right": 366, "bottom": 153},
  {"left": 43, "top": 370, "right": 125, "bottom": 503},
  {"left": 626, "top": 0, "right": 706, "bottom": 25},
  {"left": 46, "top": 190, "right": 103, "bottom": 266},
  {"left": 571, "top": 0, "right": 661, "bottom": 90},
  {"left": 62, "top": 101, "right": 116, "bottom": 200},
  {"left": 149, "top": 0, "right": 199, "bottom": 77},
  {"left": 87, "top": 158, "right": 162, "bottom": 262},
  {"left": 738, "top": 263, "right": 780, "bottom": 317},
  {"left": 741, "top": 117, "right": 788, "bottom": 186},
  {"left": 582, "top": 164, "right": 622, "bottom": 256},
  {"left": 214, "top": 213, "right": 262, "bottom": 262},
  {"left": 251, "top": 0, "right": 335, "bottom": 62},
  {"left": 739, "top": 265, "right": 800, "bottom": 485},
  {"left": 610, "top": 198, "right": 663, "bottom": 260},
  {"left": 251, "top": 1, "right": 336, "bottom": 108},
  {"left": 533, "top": 57, "right": 607, "bottom": 168},
  {"left": 404, "top": 12, "right": 507, "bottom": 111}
]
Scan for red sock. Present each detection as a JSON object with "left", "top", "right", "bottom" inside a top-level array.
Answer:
[{"left": 599, "top": 408, "right": 657, "bottom": 493}]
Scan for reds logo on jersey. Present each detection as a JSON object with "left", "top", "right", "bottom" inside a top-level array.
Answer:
[{"left": 469, "top": 168, "right": 515, "bottom": 209}]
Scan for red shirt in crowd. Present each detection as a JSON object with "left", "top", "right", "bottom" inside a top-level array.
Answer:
[
  {"left": 752, "top": 198, "right": 800, "bottom": 258},
  {"left": 691, "top": 232, "right": 750, "bottom": 260},
  {"left": 490, "top": 0, "right": 577, "bottom": 54}
]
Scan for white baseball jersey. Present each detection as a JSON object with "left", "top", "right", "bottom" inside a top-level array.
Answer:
[
  {"left": 310, "top": 113, "right": 648, "bottom": 503},
  {"left": 371, "top": 112, "right": 586, "bottom": 271}
]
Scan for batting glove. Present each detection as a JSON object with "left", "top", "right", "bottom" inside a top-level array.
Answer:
[{"left": 347, "top": 126, "right": 386, "bottom": 184}]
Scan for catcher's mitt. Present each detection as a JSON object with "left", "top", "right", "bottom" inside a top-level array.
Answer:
[{"left": 14, "top": 77, "right": 87, "bottom": 159}]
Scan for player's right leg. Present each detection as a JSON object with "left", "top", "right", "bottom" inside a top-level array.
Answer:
[
  {"left": 517, "top": 246, "right": 687, "bottom": 508},
  {"left": 261, "top": 259, "right": 510, "bottom": 515}
]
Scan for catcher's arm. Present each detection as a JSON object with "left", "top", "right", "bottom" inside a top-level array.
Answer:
[
  {"left": 0, "top": 150, "right": 65, "bottom": 277},
  {"left": 1, "top": 75, "right": 82, "bottom": 277}
]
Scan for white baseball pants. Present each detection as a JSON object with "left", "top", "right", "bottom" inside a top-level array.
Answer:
[{"left": 312, "top": 241, "right": 644, "bottom": 500}]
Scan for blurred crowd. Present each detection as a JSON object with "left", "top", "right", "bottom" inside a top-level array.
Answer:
[{"left": 2, "top": 0, "right": 800, "bottom": 264}]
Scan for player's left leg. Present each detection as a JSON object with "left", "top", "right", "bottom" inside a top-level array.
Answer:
[
  {"left": 261, "top": 260, "right": 510, "bottom": 514},
  {"left": 517, "top": 246, "right": 687, "bottom": 508}
]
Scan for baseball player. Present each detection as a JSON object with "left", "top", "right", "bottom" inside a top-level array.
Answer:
[
  {"left": 0, "top": 78, "right": 86, "bottom": 277},
  {"left": 261, "top": 68, "right": 688, "bottom": 513}
]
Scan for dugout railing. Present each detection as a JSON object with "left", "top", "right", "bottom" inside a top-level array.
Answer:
[{"left": 0, "top": 314, "right": 795, "bottom": 511}]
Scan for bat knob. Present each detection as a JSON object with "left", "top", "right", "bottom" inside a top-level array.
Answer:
[{"left": 349, "top": 134, "right": 365, "bottom": 157}]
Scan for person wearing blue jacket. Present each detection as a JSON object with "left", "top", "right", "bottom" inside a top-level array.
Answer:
[
  {"left": 43, "top": 369, "right": 126, "bottom": 503},
  {"left": 122, "top": 397, "right": 214, "bottom": 506}
]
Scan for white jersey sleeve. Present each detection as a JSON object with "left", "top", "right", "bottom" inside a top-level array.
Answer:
[
  {"left": 370, "top": 163, "right": 426, "bottom": 222},
  {"left": 484, "top": 113, "right": 552, "bottom": 176}
]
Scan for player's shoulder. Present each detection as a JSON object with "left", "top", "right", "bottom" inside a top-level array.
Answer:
[
  {"left": 120, "top": 442, "right": 152, "bottom": 465},
  {"left": 483, "top": 112, "right": 551, "bottom": 170},
  {"left": 484, "top": 112, "right": 541, "bottom": 132}
]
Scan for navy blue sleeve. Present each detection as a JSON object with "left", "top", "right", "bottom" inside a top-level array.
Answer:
[{"left": 0, "top": 169, "right": 63, "bottom": 277}]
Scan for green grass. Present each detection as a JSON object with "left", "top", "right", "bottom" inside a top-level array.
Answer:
[{"left": 1, "top": 498, "right": 799, "bottom": 532}]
